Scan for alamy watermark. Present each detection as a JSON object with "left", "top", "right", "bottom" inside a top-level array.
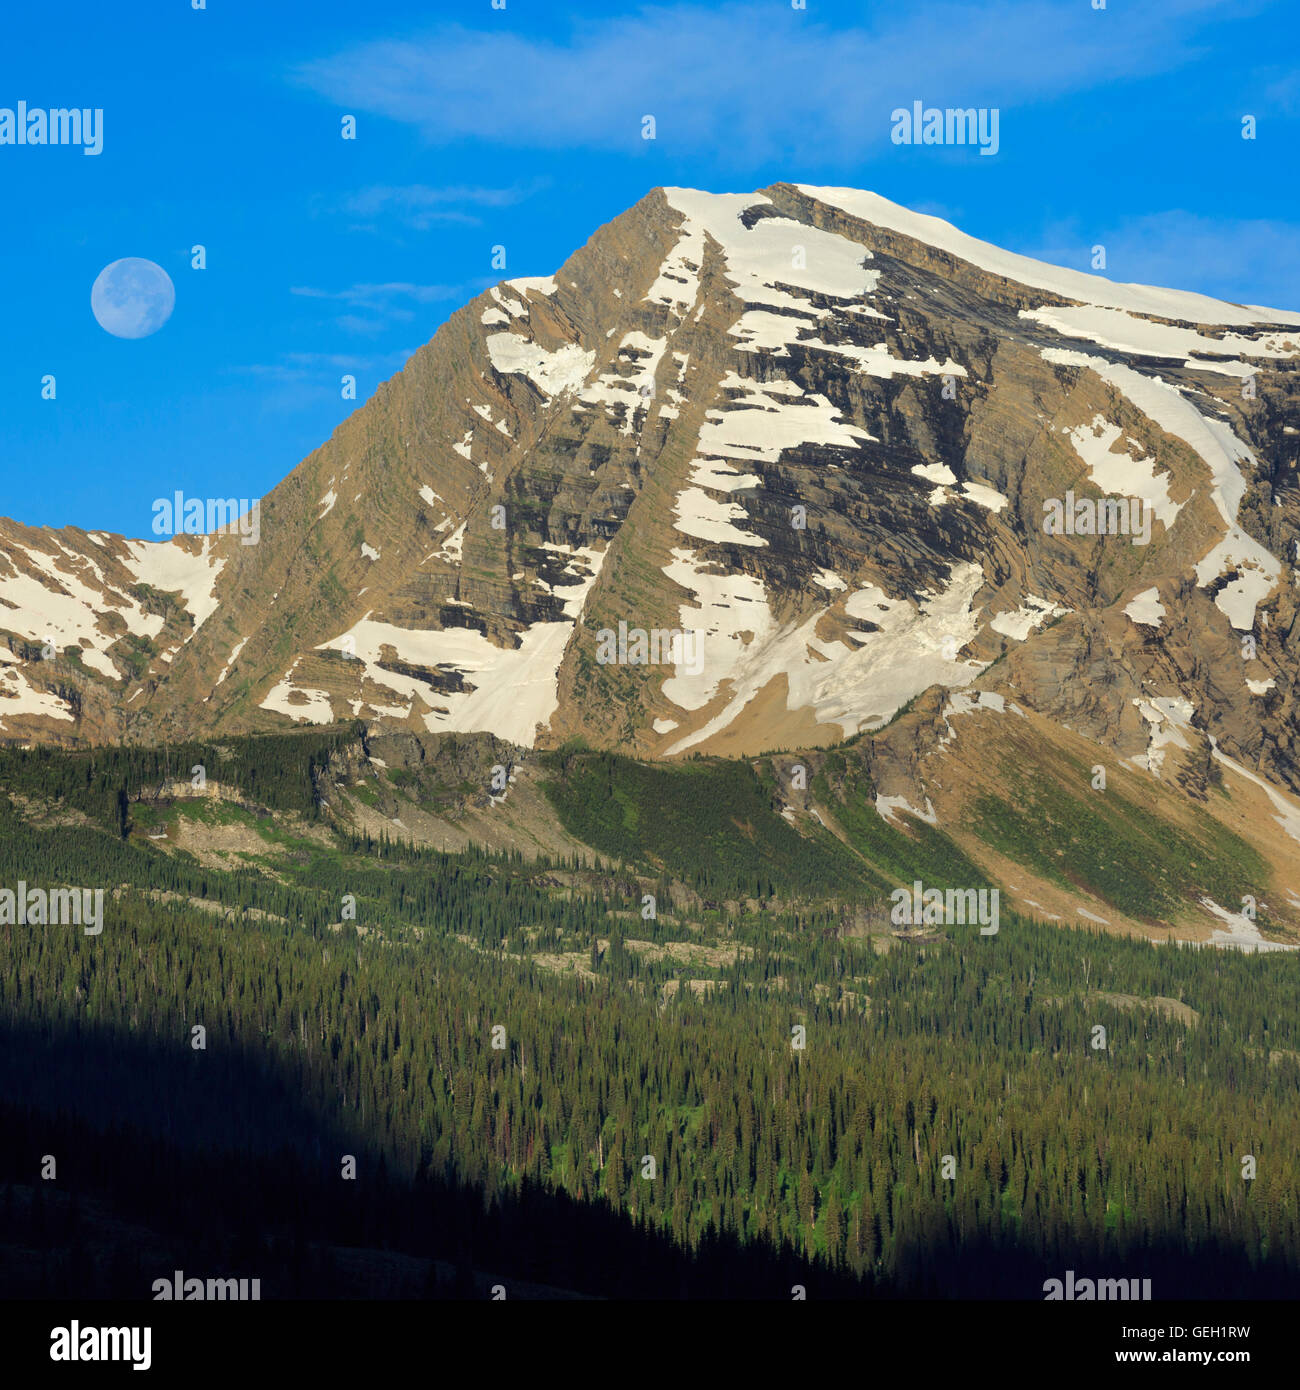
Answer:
[
  {"left": 890, "top": 880, "right": 999, "bottom": 935},
  {"left": 152, "top": 1270, "right": 261, "bottom": 1301},
  {"left": 152, "top": 492, "right": 261, "bottom": 546},
  {"left": 1043, "top": 492, "right": 1152, "bottom": 546},
  {"left": 49, "top": 1323, "right": 149, "bottom": 1370},
  {"left": 891, "top": 102, "right": 999, "bottom": 156},
  {"left": 0, "top": 882, "right": 103, "bottom": 934},
  {"left": 595, "top": 621, "right": 704, "bottom": 675},
  {"left": 1044, "top": 1270, "right": 1152, "bottom": 1301},
  {"left": 1, "top": 102, "right": 103, "bottom": 155}
]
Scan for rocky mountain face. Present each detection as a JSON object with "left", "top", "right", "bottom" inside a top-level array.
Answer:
[{"left": 3, "top": 183, "right": 1299, "bottom": 854}]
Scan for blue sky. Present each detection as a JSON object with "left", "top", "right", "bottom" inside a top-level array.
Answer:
[{"left": 2, "top": 0, "right": 1297, "bottom": 536}]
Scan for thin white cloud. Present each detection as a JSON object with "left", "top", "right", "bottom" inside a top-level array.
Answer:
[
  {"left": 323, "top": 180, "right": 549, "bottom": 231},
  {"left": 333, "top": 311, "right": 405, "bottom": 336},
  {"left": 346, "top": 181, "right": 545, "bottom": 213},
  {"left": 1261, "top": 69, "right": 1300, "bottom": 116},
  {"left": 288, "top": 279, "right": 489, "bottom": 336},
  {"left": 222, "top": 349, "right": 416, "bottom": 417},
  {"left": 290, "top": 1, "right": 1241, "bottom": 164},
  {"left": 1026, "top": 211, "right": 1300, "bottom": 312},
  {"left": 231, "top": 348, "right": 414, "bottom": 383},
  {"left": 290, "top": 282, "right": 468, "bottom": 307}
]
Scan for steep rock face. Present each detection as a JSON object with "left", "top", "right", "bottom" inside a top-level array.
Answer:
[{"left": 1, "top": 183, "right": 1297, "bottom": 810}]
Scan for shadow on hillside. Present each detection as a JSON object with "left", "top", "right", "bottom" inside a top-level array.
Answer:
[
  {"left": 0, "top": 1015, "right": 861, "bottom": 1299},
  {"left": 2, "top": 1015, "right": 1297, "bottom": 1300}
]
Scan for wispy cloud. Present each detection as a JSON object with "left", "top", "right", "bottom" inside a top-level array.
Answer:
[
  {"left": 1026, "top": 211, "right": 1300, "bottom": 312},
  {"left": 339, "top": 181, "right": 548, "bottom": 230},
  {"left": 290, "top": 1, "right": 1241, "bottom": 165},
  {"left": 290, "top": 282, "right": 466, "bottom": 304},
  {"left": 221, "top": 350, "right": 417, "bottom": 419},
  {"left": 289, "top": 280, "right": 484, "bottom": 335},
  {"left": 1261, "top": 69, "right": 1300, "bottom": 116},
  {"left": 230, "top": 347, "right": 414, "bottom": 391}
]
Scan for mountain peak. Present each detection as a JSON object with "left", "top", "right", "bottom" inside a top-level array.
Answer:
[{"left": 1, "top": 185, "right": 1297, "bottom": 877}]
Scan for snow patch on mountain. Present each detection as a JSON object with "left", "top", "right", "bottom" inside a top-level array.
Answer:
[
  {"left": 1132, "top": 696, "right": 1194, "bottom": 776},
  {"left": 1064, "top": 415, "right": 1182, "bottom": 529},
  {"left": 1200, "top": 896, "right": 1299, "bottom": 953},
  {"left": 673, "top": 487, "right": 767, "bottom": 547},
  {"left": 991, "top": 595, "right": 1067, "bottom": 640},
  {"left": 0, "top": 549, "right": 149, "bottom": 677},
  {"left": 802, "top": 186, "right": 1300, "bottom": 326},
  {"left": 913, "top": 463, "right": 1008, "bottom": 512},
  {"left": 689, "top": 459, "right": 762, "bottom": 494},
  {"left": 943, "top": 690, "right": 1024, "bottom": 723},
  {"left": 1211, "top": 741, "right": 1300, "bottom": 846},
  {"left": 212, "top": 637, "right": 249, "bottom": 691},
  {"left": 303, "top": 546, "right": 606, "bottom": 745},
  {"left": 661, "top": 557, "right": 987, "bottom": 754},
  {"left": 1024, "top": 305, "right": 1300, "bottom": 365},
  {"left": 876, "top": 793, "right": 937, "bottom": 826},
  {"left": 960, "top": 481, "right": 1009, "bottom": 512},
  {"left": 1124, "top": 587, "right": 1166, "bottom": 627},
  {"left": 0, "top": 666, "right": 77, "bottom": 724},
  {"left": 261, "top": 663, "right": 335, "bottom": 726},
  {"left": 804, "top": 337, "right": 968, "bottom": 381},
  {"left": 486, "top": 333, "right": 595, "bottom": 397},
  {"left": 1193, "top": 534, "right": 1278, "bottom": 631},
  {"left": 659, "top": 189, "right": 881, "bottom": 356},
  {"left": 1042, "top": 350, "right": 1280, "bottom": 630},
  {"left": 700, "top": 376, "right": 875, "bottom": 462},
  {"left": 438, "top": 522, "right": 467, "bottom": 564},
  {"left": 0, "top": 535, "right": 224, "bottom": 687},
  {"left": 507, "top": 275, "right": 556, "bottom": 297},
  {"left": 122, "top": 539, "right": 225, "bottom": 638},
  {"left": 578, "top": 331, "right": 667, "bottom": 433}
]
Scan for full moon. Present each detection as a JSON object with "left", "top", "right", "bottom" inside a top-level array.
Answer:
[{"left": 91, "top": 258, "right": 175, "bottom": 339}]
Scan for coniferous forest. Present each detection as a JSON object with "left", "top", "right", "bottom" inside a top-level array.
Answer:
[{"left": 1, "top": 728, "right": 1298, "bottom": 1302}]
